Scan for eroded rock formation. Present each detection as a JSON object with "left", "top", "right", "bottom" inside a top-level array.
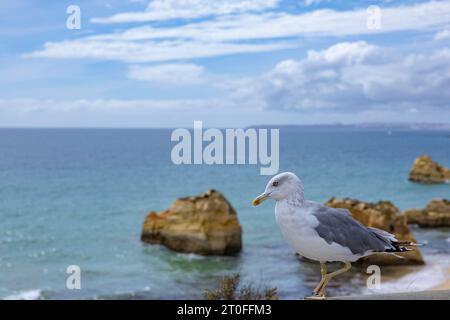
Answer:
[
  {"left": 141, "top": 190, "right": 242, "bottom": 255},
  {"left": 405, "top": 199, "right": 450, "bottom": 228},
  {"left": 409, "top": 155, "right": 450, "bottom": 184}
]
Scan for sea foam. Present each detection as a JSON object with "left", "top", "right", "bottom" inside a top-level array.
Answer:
[
  {"left": 4, "top": 289, "right": 42, "bottom": 300},
  {"left": 362, "top": 254, "right": 450, "bottom": 294}
]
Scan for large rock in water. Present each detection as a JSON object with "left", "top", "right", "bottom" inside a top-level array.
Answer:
[
  {"left": 325, "top": 198, "right": 424, "bottom": 265},
  {"left": 405, "top": 199, "right": 450, "bottom": 228},
  {"left": 408, "top": 155, "right": 450, "bottom": 184},
  {"left": 141, "top": 190, "right": 242, "bottom": 255}
]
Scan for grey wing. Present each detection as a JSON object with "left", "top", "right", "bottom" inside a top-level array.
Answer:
[{"left": 312, "top": 205, "right": 395, "bottom": 255}]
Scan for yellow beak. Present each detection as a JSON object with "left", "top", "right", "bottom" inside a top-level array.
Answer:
[{"left": 252, "top": 193, "right": 269, "bottom": 206}]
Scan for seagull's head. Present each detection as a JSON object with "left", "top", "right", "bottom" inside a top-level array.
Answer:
[{"left": 252, "top": 172, "right": 303, "bottom": 205}]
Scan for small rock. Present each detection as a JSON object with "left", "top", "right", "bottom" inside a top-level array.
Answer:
[
  {"left": 141, "top": 190, "right": 242, "bottom": 256},
  {"left": 325, "top": 198, "right": 424, "bottom": 265},
  {"left": 408, "top": 155, "right": 450, "bottom": 184},
  {"left": 405, "top": 199, "right": 450, "bottom": 228}
]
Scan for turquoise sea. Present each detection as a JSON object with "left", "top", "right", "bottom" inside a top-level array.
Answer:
[{"left": 0, "top": 128, "right": 449, "bottom": 299}]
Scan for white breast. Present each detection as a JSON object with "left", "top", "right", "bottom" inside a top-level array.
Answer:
[{"left": 274, "top": 201, "right": 359, "bottom": 263}]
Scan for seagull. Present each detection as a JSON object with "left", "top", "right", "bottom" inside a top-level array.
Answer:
[{"left": 252, "top": 172, "right": 417, "bottom": 299}]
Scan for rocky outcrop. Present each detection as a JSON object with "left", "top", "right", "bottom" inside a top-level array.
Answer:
[
  {"left": 405, "top": 199, "right": 450, "bottom": 228},
  {"left": 141, "top": 190, "right": 242, "bottom": 256},
  {"left": 325, "top": 198, "right": 424, "bottom": 265},
  {"left": 409, "top": 155, "right": 450, "bottom": 184}
]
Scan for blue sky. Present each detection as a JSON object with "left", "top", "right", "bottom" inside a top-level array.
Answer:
[{"left": 1, "top": 0, "right": 450, "bottom": 127}]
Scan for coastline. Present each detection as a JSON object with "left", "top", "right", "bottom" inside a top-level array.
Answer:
[
  {"left": 433, "top": 268, "right": 450, "bottom": 290},
  {"left": 357, "top": 251, "right": 450, "bottom": 296}
]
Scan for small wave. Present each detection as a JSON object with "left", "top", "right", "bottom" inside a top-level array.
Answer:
[
  {"left": 90, "top": 289, "right": 155, "bottom": 300},
  {"left": 175, "top": 252, "right": 208, "bottom": 261},
  {"left": 4, "top": 289, "right": 42, "bottom": 300}
]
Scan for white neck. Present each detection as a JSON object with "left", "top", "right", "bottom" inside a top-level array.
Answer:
[{"left": 285, "top": 182, "right": 305, "bottom": 207}]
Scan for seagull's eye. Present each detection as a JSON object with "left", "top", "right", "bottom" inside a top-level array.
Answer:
[{"left": 272, "top": 181, "right": 279, "bottom": 187}]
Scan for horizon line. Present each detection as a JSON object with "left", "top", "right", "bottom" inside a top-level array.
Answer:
[{"left": 1, "top": 122, "right": 450, "bottom": 130}]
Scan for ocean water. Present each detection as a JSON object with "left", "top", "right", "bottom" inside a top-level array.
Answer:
[{"left": 0, "top": 128, "right": 449, "bottom": 300}]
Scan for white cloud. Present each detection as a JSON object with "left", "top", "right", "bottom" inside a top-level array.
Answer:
[
  {"left": 5, "top": 40, "right": 450, "bottom": 127},
  {"left": 22, "top": 41, "right": 450, "bottom": 115},
  {"left": 435, "top": 28, "right": 450, "bottom": 40},
  {"left": 33, "top": 41, "right": 450, "bottom": 113},
  {"left": 26, "top": 1, "right": 450, "bottom": 63},
  {"left": 24, "top": 39, "right": 293, "bottom": 63},
  {"left": 303, "top": 0, "right": 325, "bottom": 6},
  {"left": 0, "top": 98, "right": 220, "bottom": 112},
  {"left": 90, "top": 1, "right": 450, "bottom": 41},
  {"left": 92, "top": 0, "right": 279, "bottom": 23},
  {"left": 0, "top": 97, "right": 263, "bottom": 127},
  {"left": 127, "top": 63, "right": 207, "bottom": 85},
  {"left": 242, "top": 41, "right": 450, "bottom": 112}
]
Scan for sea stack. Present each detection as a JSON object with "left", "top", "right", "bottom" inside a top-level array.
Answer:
[
  {"left": 141, "top": 190, "right": 242, "bottom": 256},
  {"left": 325, "top": 198, "right": 424, "bottom": 265},
  {"left": 408, "top": 155, "right": 450, "bottom": 184},
  {"left": 405, "top": 199, "right": 450, "bottom": 228}
]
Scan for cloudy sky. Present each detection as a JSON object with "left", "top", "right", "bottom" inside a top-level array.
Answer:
[{"left": 1, "top": 0, "right": 450, "bottom": 127}]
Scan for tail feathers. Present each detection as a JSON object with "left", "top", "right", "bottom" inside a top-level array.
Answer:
[
  {"left": 386, "top": 243, "right": 412, "bottom": 252},
  {"left": 396, "top": 241, "right": 423, "bottom": 247},
  {"left": 389, "top": 241, "right": 423, "bottom": 253},
  {"left": 368, "top": 227, "right": 422, "bottom": 253}
]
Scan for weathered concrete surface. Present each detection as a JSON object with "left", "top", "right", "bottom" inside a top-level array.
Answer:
[{"left": 328, "top": 289, "right": 450, "bottom": 300}]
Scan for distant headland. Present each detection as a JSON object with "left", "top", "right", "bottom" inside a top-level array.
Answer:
[{"left": 248, "top": 122, "right": 450, "bottom": 131}]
